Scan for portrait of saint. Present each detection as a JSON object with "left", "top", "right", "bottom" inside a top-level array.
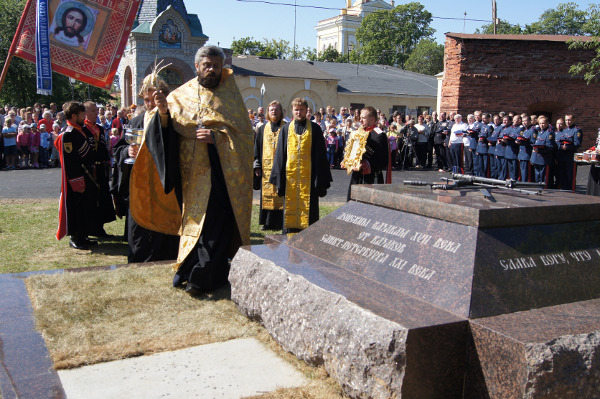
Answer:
[
  {"left": 159, "top": 19, "right": 182, "bottom": 49},
  {"left": 50, "top": 0, "right": 98, "bottom": 51}
]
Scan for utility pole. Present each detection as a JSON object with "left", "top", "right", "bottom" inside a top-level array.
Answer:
[
  {"left": 293, "top": 0, "right": 297, "bottom": 59},
  {"left": 492, "top": 0, "right": 498, "bottom": 34}
]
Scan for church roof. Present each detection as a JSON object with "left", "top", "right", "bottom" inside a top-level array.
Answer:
[
  {"left": 132, "top": 1, "right": 207, "bottom": 38},
  {"left": 136, "top": 0, "right": 189, "bottom": 24},
  {"left": 311, "top": 61, "right": 437, "bottom": 98},
  {"left": 231, "top": 57, "right": 437, "bottom": 98},
  {"left": 232, "top": 57, "right": 339, "bottom": 81}
]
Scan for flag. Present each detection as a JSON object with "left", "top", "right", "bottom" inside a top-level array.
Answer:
[
  {"left": 36, "top": 0, "right": 53, "bottom": 95},
  {"left": 12, "top": 0, "right": 141, "bottom": 90}
]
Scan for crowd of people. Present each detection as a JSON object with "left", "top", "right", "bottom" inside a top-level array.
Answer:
[
  {"left": 2, "top": 45, "right": 594, "bottom": 297},
  {"left": 0, "top": 102, "right": 137, "bottom": 171},
  {"left": 248, "top": 105, "right": 587, "bottom": 191}
]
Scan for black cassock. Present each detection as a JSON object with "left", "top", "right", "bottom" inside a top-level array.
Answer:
[
  {"left": 144, "top": 112, "right": 235, "bottom": 293},
  {"left": 112, "top": 111, "right": 179, "bottom": 263},
  {"left": 347, "top": 129, "right": 389, "bottom": 201},
  {"left": 269, "top": 119, "right": 332, "bottom": 234},
  {"left": 83, "top": 122, "right": 115, "bottom": 233},
  {"left": 253, "top": 120, "right": 284, "bottom": 230},
  {"left": 61, "top": 126, "right": 100, "bottom": 239}
]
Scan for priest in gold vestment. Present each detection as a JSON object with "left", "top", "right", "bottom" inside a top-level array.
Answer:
[
  {"left": 253, "top": 100, "right": 286, "bottom": 231},
  {"left": 142, "top": 46, "right": 254, "bottom": 295},
  {"left": 269, "top": 98, "right": 332, "bottom": 234}
]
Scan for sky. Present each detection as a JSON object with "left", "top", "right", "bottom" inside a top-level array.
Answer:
[{"left": 190, "top": 0, "right": 597, "bottom": 52}]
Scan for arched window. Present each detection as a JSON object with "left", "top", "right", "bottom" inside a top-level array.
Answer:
[
  {"left": 124, "top": 66, "right": 133, "bottom": 108},
  {"left": 158, "top": 68, "right": 184, "bottom": 92}
]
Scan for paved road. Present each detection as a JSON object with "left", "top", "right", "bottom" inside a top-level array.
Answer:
[{"left": 0, "top": 164, "right": 592, "bottom": 201}]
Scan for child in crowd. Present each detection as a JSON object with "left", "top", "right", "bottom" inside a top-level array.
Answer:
[
  {"left": 17, "top": 123, "right": 31, "bottom": 168},
  {"left": 39, "top": 124, "right": 50, "bottom": 167},
  {"left": 50, "top": 123, "right": 61, "bottom": 167},
  {"left": 29, "top": 123, "right": 40, "bottom": 168},
  {"left": 2, "top": 118, "right": 18, "bottom": 170}
]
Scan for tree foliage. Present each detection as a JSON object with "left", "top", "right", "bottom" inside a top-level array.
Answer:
[
  {"left": 316, "top": 46, "right": 347, "bottom": 63},
  {"left": 231, "top": 36, "right": 305, "bottom": 59},
  {"left": 354, "top": 2, "right": 434, "bottom": 67},
  {"left": 475, "top": 19, "right": 523, "bottom": 35},
  {"left": 0, "top": 0, "right": 113, "bottom": 107},
  {"left": 569, "top": 4, "right": 600, "bottom": 84},
  {"left": 525, "top": 2, "right": 588, "bottom": 35},
  {"left": 230, "top": 37, "right": 266, "bottom": 56},
  {"left": 404, "top": 39, "right": 444, "bottom": 76}
]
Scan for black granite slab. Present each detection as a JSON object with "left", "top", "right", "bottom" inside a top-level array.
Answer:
[
  {"left": 288, "top": 201, "right": 478, "bottom": 318},
  {"left": 282, "top": 186, "right": 600, "bottom": 319},
  {"left": 0, "top": 275, "right": 65, "bottom": 399},
  {"left": 351, "top": 184, "right": 600, "bottom": 228},
  {"left": 469, "top": 298, "right": 600, "bottom": 399},
  {"left": 249, "top": 242, "right": 470, "bottom": 398},
  {"left": 471, "top": 222, "right": 600, "bottom": 317}
]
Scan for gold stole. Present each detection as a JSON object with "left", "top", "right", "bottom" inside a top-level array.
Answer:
[
  {"left": 284, "top": 121, "right": 312, "bottom": 230},
  {"left": 262, "top": 122, "right": 284, "bottom": 210},
  {"left": 129, "top": 109, "right": 181, "bottom": 235}
]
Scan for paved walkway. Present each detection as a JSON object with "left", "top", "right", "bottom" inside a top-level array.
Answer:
[{"left": 0, "top": 165, "right": 592, "bottom": 201}]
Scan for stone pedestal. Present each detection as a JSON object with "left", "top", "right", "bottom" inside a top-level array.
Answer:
[{"left": 230, "top": 184, "right": 600, "bottom": 398}]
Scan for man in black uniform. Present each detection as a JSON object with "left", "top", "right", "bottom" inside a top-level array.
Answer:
[
  {"left": 433, "top": 111, "right": 450, "bottom": 172},
  {"left": 253, "top": 100, "right": 286, "bottom": 231},
  {"left": 56, "top": 101, "right": 99, "bottom": 249},
  {"left": 112, "top": 75, "right": 180, "bottom": 262},
  {"left": 83, "top": 101, "right": 115, "bottom": 236},
  {"left": 342, "top": 106, "right": 389, "bottom": 200}
]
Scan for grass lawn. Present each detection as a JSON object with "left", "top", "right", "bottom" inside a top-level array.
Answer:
[
  {"left": 5, "top": 198, "right": 345, "bottom": 398},
  {"left": 0, "top": 199, "right": 340, "bottom": 273}
]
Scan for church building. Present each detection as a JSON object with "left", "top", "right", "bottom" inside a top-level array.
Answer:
[{"left": 119, "top": 0, "right": 208, "bottom": 107}]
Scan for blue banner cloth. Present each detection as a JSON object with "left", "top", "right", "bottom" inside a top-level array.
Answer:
[{"left": 36, "top": 0, "right": 52, "bottom": 95}]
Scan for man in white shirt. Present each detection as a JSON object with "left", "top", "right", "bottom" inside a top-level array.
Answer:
[{"left": 448, "top": 114, "right": 468, "bottom": 172}]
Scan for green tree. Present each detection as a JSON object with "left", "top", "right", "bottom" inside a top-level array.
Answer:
[
  {"left": 317, "top": 46, "right": 346, "bottom": 63},
  {"left": 525, "top": 2, "right": 588, "bottom": 35},
  {"left": 355, "top": 2, "right": 434, "bottom": 67},
  {"left": 230, "top": 37, "right": 265, "bottom": 56},
  {"left": 300, "top": 47, "right": 318, "bottom": 61},
  {"left": 569, "top": 5, "right": 600, "bottom": 84},
  {"left": 404, "top": 39, "right": 444, "bottom": 75},
  {"left": 0, "top": 0, "right": 112, "bottom": 107},
  {"left": 475, "top": 19, "right": 523, "bottom": 35},
  {"left": 260, "top": 38, "right": 294, "bottom": 59},
  {"left": 231, "top": 37, "right": 298, "bottom": 59}
]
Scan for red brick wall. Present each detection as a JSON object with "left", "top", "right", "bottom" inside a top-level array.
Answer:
[{"left": 441, "top": 36, "right": 599, "bottom": 149}]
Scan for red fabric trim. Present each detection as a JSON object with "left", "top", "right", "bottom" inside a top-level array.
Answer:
[
  {"left": 55, "top": 133, "right": 67, "bottom": 241},
  {"left": 12, "top": 0, "right": 140, "bottom": 89},
  {"left": 84, "top": 119, "right": 100, "bottom": 141}
]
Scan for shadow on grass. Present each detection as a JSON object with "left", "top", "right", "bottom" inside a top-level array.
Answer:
[{"left": 89, "top": 238, "right": 128, "bottom": 257}]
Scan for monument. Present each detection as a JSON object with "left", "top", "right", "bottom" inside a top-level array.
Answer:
[{"left": 229, "top": 183, "right": 600, "bottom": 398}]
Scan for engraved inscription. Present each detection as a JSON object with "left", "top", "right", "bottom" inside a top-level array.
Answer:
[
  {"left": 499, "top": 250, "right": 600, "bottom": 271},
  {"left": 408, "top": 264, "right": 436, "bottom": 281},
  {"left": 320, "top": 234, "right": 389, "bottom": 264}
]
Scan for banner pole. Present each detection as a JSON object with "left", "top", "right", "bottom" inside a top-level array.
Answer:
[{"left": 0, "top": 0, "right": 35, "bottom": 92}]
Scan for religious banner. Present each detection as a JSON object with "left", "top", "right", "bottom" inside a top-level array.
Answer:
[
  {"left": 36, "top": 0, "right": 53, "bottom": 95},
  {"left": 11, "top": 0, "right": 140, "bottom": 89}
]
